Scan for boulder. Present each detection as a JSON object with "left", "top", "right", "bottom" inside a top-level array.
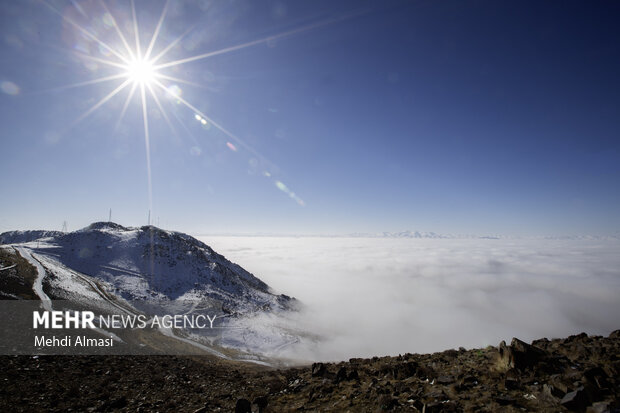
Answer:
[
  {"left": 235, "top": 398, "right": 252, "bottom": 413},
  {"left": 311, "top": 362, "right": 326, "bottom": 377},
  {"left": 335, "top": 367, "right": 348, "bottom": 383},
  {"left": 498, "top": 338, "right": 549, "bottom": 371},
  {"left": 586, "top": 401, "right": 613, "bottom": 413},
  {"left": 561, "top": 387, "right": 589, "bottom": 411},
  {"left": 253, "top": 395, "right": 268, "bottom": 413}
]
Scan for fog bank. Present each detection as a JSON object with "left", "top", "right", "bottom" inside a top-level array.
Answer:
[{"left": 201, "top": 236, "right": 620, "bottom": 361}]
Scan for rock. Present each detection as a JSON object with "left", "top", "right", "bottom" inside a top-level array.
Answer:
[
  {"left": 584, "top": 367, "right": 611, "bottom": 391},
  {"left": 586, "top": 401, "right": 612, "bottom": 413},
  {"left": 495, "top": 395, "right": 517, "bottom": 406},
  {"left": 253, "top": 395, "right": 268, "bottom": 412},
  {"left": 550, "top": 375, "right": 571, "bottom": 395},
  {"left": 311, "top": 363, "right": 326, "bottom": 377},
  {"left": 377, "top": 394, "right": 398, "bottom": 411},
  {"left": 504, "top": 376, "right": 520, "bottom": 390},
  {"left": 108, "top": 396, "right": 127, "bottom": 409},
  {"left": 608, "top": 330, "right": 620, "bottom": 339},
  {"left": 498, "top": 340, "right": 513, "bottom": 370},
  {"left": 561, "top": 387, "right": 590, "bottom": 411},
  {"left": 436, "top": 375, "right": 455, "bottom": 384},
  {"left": 543, "top": 383, "right": 565, "bottom": 399},
  {"left": 455, "top": 375, "right": 478, "bottom": 391},
  {"left": 498, "top": 338, "right": 548, "bottom": 371},
  {"left": 235, "top": 398, "right": 252, "bottom": 413},
  {"left": 289, "top": 378, "right": 304, "bottom": 392},
  {"left": 335, "top": 367, "right": 348, "bottom": 383},
  {"left": 424, "top": 389, "right": 448, "bottom": 402},
  {"left": 388, "top": 361, "right": 418, "bottom": 379},
  {"left": 348, "top": 368, "right": 359, "bottom": 381},
  {"left": 567, "top": 332, "right": 589, "bottom": 342},
  {"left": 407, "top": 398, "right": 425, "bottom": 410},
  {"left": 425, "top": 400, "right": 460, "bottom": 412}
]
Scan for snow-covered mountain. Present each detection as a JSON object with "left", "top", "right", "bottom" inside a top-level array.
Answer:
[
  {"left": 381, "top": 230, "right": 448, "bottom": 239},
  {"left": 0, "top": 229, "right": 65, "bottom": 244},
  {"left": 1, "top": 222, "right": 295, "bottom": 313},
  {"left": 347, "top": 230, "right": 461, "bottom": 239}
]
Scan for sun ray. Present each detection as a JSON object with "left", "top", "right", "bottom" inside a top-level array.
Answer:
[
  {"left": 144, "top": 0, "right": 170, "bottom": 61},
  {"left": 114, "top": 82, "right": 138, "bottom": 132},
  {"left": 140, "top": 84, "right": 155, "bottom": 278},
  {"left": 169, "top": 106, "right": 201, "bottom": 148},
  {"left": 35, "top": 73, "right": 128, "bottom": 94},
  {"left": 99, "top": 0, "right": 136, "bottom": 61},
  {"left": 152, "top": 79, "right": 266, "bottom": 163},
  {"left": 140, "top": 83, "right": 153, "bottom": 212},
  {"left": 72, "top": 51, "right": 129, "bottom": 70},
  {"left": 154, "top": 73, "right": 212, "bottom": 90},
  {"left": 146, "top": 82, "right": 178, "bottom": 139},
  {"left": 71, "top": 78, "right": 132, "bottom": 128},
  {"left": 131, "top": 0, "right": 142, "bottom": 60},
  {"left": 149, "top": 25, "right": 195, "bottom": 65},
  {"left": 42, "top": 0, "right": 129, "bottom": 65},
  {"left": 154, "top": 13, "right": 362, "bottom": 71},
  {"left": 43, "top": 0, "right": 321, "bottom": 210}
]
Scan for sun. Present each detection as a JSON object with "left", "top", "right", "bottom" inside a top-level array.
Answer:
[
  {"left": 124, "top": 57, "right": 157, "bottom": 86},
  {"left": 46, "top": 0, "right": 318, "bottom": 209}
]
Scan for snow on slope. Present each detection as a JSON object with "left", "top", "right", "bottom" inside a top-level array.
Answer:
[
  {"left": 0, "top": 230, "right": 64, "bottom": 244},
  {"left": 3, "top": 222, "right": 295, "bottom": 313}
]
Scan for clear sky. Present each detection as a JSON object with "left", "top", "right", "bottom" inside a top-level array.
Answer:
[{"left": 1, "top": 0, "right": 619, "bottom": 236}]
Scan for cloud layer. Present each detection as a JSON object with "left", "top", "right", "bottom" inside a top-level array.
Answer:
[{"left": 202, "top": 236, "right": 620, "bottom": 362}]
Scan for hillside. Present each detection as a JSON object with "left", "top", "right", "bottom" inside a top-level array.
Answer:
[
  {"left": 0, "top": 223, "right": 300, "bottom": 359},
  {"left": 0, "top": 331, "right": 618, "bottom": 412},
  {"left": 1, "top": 222, "right": 295, "bottom": 312}
]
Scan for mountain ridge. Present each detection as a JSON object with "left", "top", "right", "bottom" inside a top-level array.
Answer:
[{"left": 1, "top": 221, "right": 295, "bottom": 313}]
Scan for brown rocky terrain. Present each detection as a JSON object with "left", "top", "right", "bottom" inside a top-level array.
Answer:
[{"left": 0, "top": 330, "right": 618, "bottom": 412}]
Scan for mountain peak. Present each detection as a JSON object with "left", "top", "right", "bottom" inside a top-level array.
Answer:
[{"left": 80, "top": 221, "right": 130, "bottom": 232}]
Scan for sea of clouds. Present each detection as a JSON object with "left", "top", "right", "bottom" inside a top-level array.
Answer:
[{"left": 200, "top": 236, "right": 620, "bottom": 362}]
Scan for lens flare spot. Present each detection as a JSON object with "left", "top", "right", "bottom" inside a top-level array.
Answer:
[
  {"left": 102, "top": 13, "right": 114, "bottom": 27},
  {"left": 275, "top": 181, "right": 288, "bottom": 192},
  {"left": 0, "top": 81, "right": 20, "bottom": 95},
  {"left": 274, "top": 180, "right": 305, "bottom": 206},
  {"left": 166, "top": 84, "right": 182, "bottom": 99},
  {"left": 190, "top": 146, "right": 202, "bottom": 156},
  {"left": 226, "top": 142, "right": 237, "bottom": 152}
]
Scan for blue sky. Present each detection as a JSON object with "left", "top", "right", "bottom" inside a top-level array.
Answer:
[{"left": 1, "top": 0, "right": 619, "bottom": 236}]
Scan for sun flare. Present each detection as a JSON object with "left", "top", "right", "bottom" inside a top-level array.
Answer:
[
  {"left": 46, "top": 0, "right": 311, "bottom": 210},
  {"left": 124, "top": 58, "right": 157, "bottom": 86}
]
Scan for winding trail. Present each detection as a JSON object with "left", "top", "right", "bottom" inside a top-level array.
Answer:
[
  {"left": 12, "top": 245, "right": 275, "bottom": 364},
  {"left": 15, "top": 246, "right": 123, "bottom": 342},
  {"left": 15, "top": 246, "right": 52, "bottom": 311}
]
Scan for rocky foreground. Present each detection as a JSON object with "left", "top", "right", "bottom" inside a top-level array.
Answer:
[{"left": 1, "top": 331, "right": 618, "bottom": 412}]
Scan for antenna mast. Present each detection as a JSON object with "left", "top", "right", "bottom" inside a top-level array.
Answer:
[{"left": 108, "top": 208, "right": 112, "bottom": 223}]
